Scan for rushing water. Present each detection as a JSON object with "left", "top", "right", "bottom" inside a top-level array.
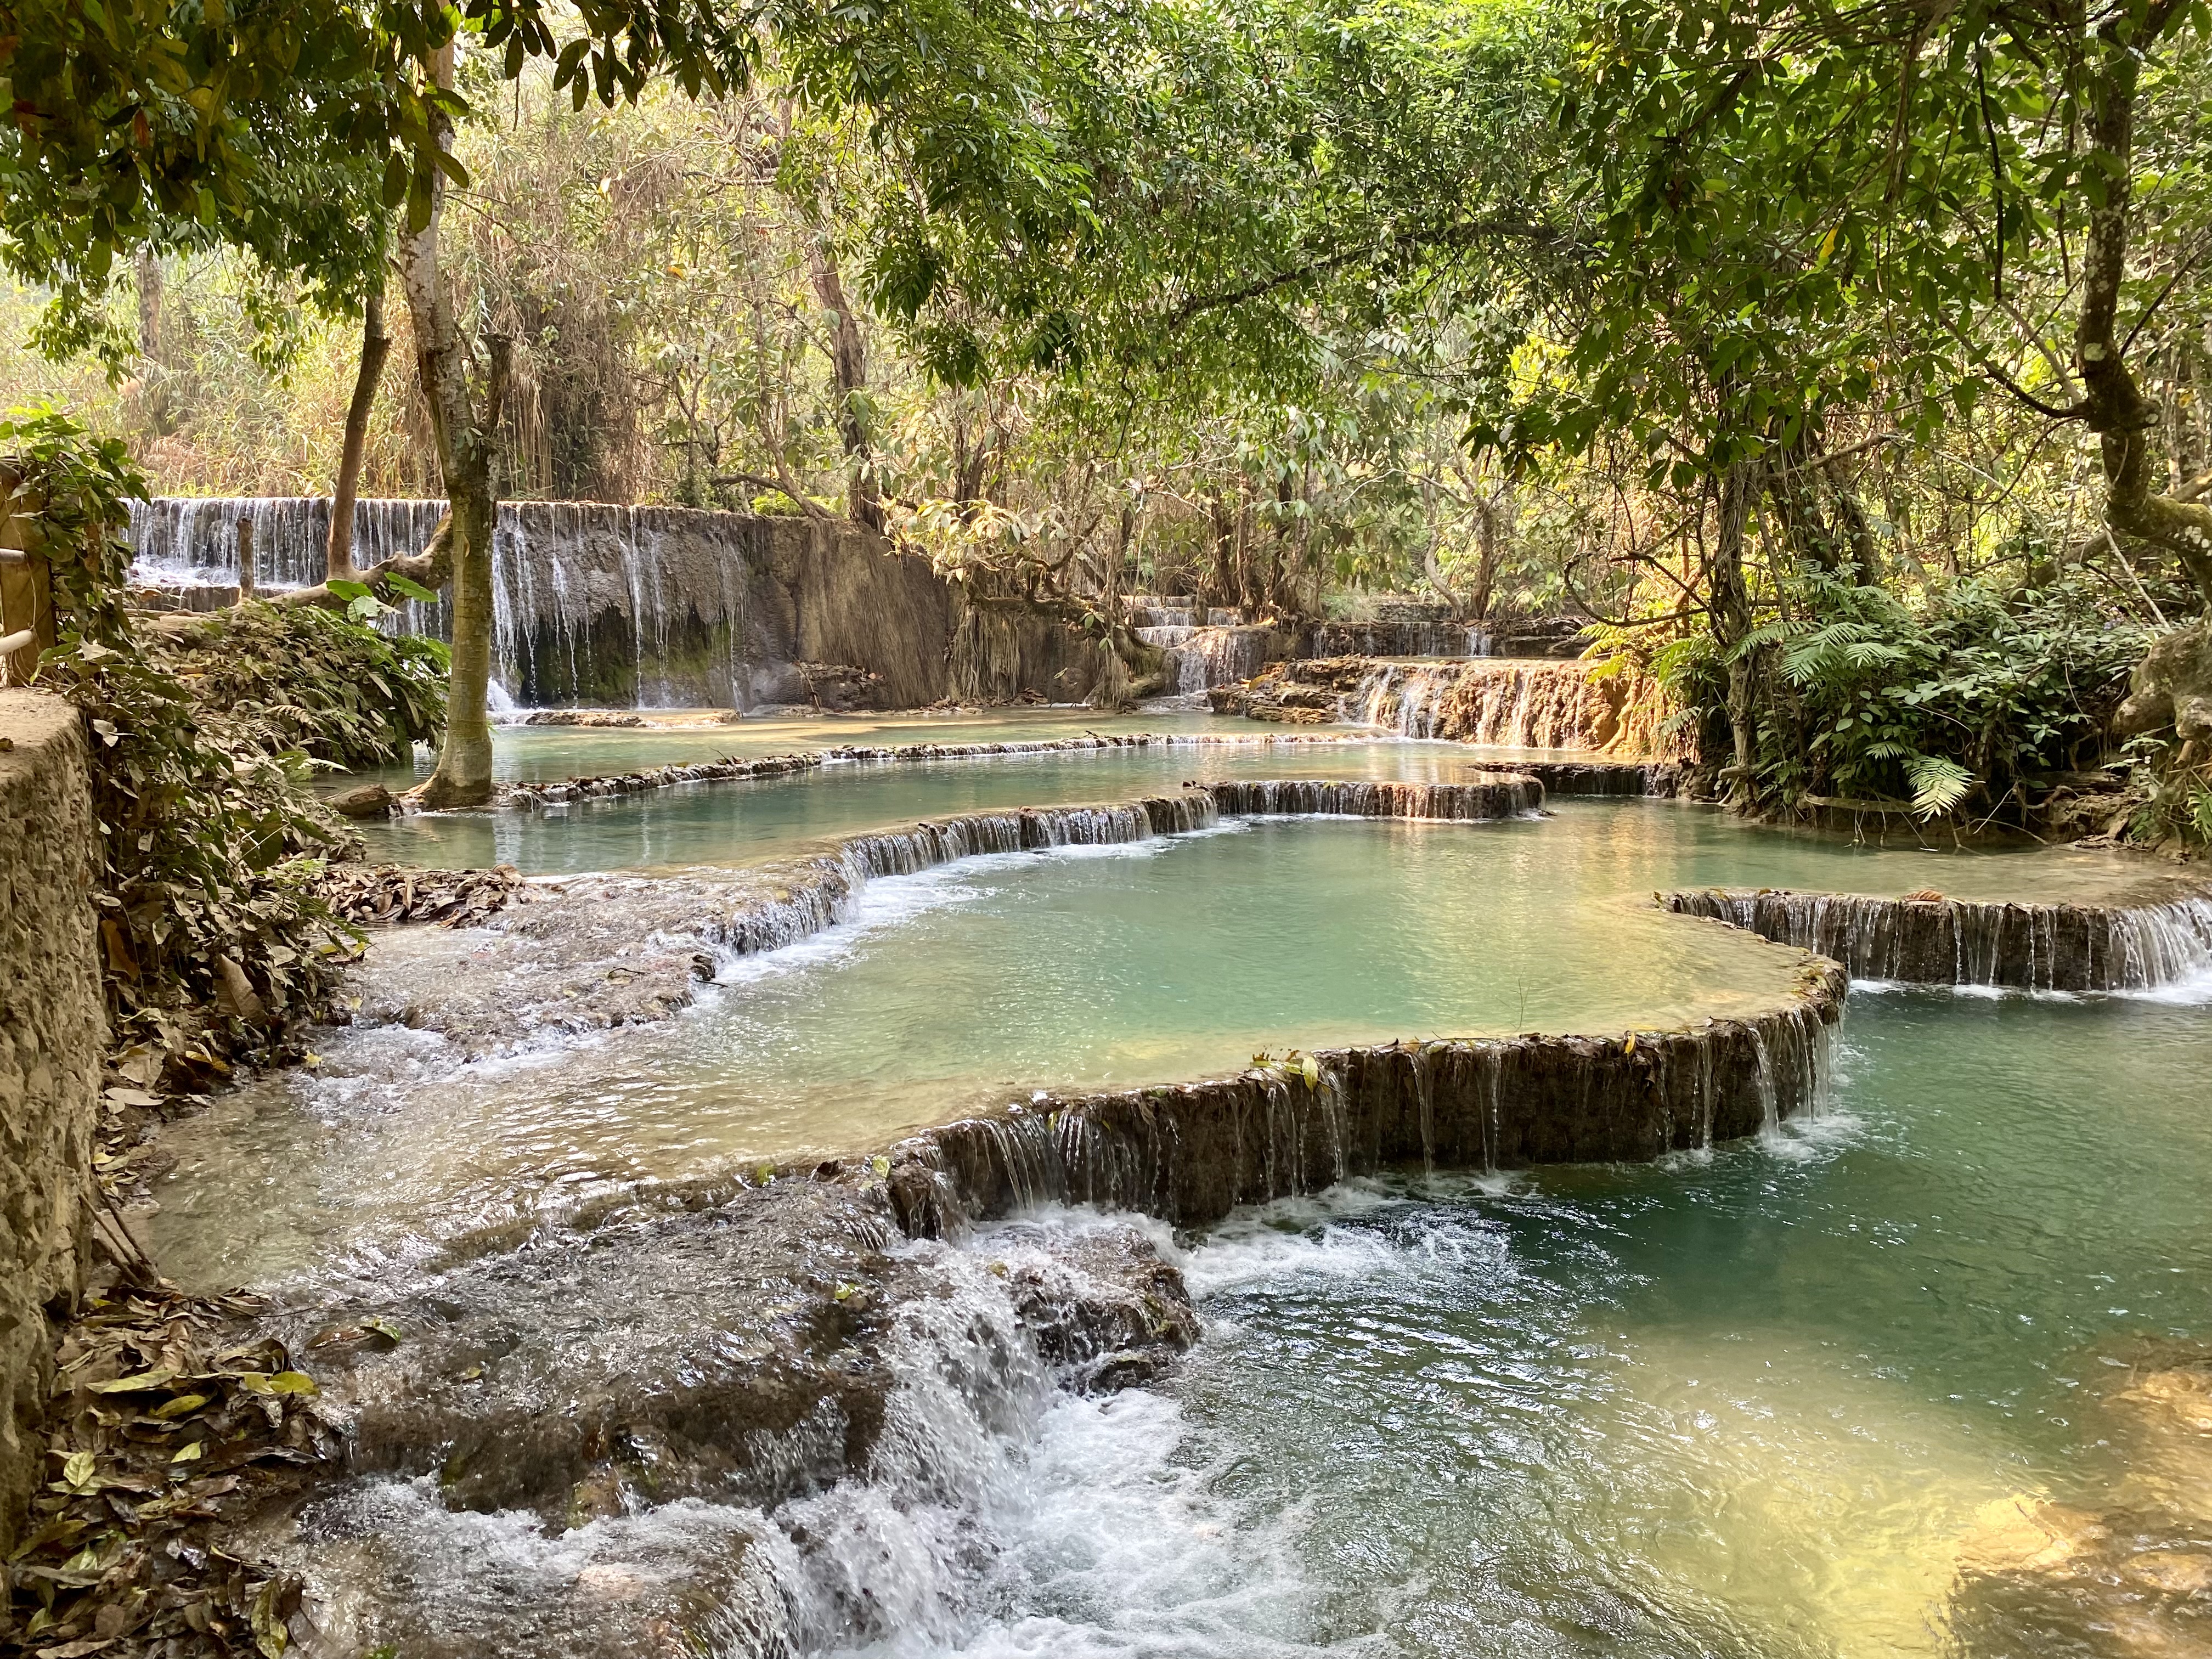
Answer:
[
  {"left": 856, "top": 990, "right": 2212, "bottom": 1658},
  {"left": 147, "top": 725, "right": 2212, "bottom": 1658}
]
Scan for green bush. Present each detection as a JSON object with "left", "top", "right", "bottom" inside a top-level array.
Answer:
[
  {"left": 3, "top": 407, "right": 362, "bottom": 1056},
  {"left": 1630, "top": 571, "right": 2147, "bottom": 822},
  {"left": 160, "top": 601, "right": 449, "bottom": 769}
]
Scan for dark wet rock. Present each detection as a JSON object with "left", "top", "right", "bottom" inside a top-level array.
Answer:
[
  {"left": 328, "top": 781, "right": 396, "bottom": 819},
  {"left": 981, "top": 1218, "right": 1201, "bottom": 1391},
  {"left": 1666, "top": 884, "right": 2212, "bottom": 990},
  {"left": 283, "top": 1178, "right": 1198, "bottom": 1530},
  {"left": 294, "top": 1180, "right": 910, "bottom": 1525}
]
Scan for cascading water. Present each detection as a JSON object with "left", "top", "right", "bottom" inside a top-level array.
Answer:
[
  {"left": 1312, "top": 620, "right": 1493, "bottom": 658},
  {"left": 123, "top": 496, "right": 962, "bottom": 712},
  {"left": 1338, "top": 658, "right": 1611, "bottom": 746},
  {"left": 1666, "top": 887, "right": 2212, "bottom": 993},
  {"left": 128, "top": 495, "right": 446, "bottom": 589}
]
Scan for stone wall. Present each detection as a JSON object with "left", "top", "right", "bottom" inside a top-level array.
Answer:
[{"left": 0, "top": 690, "right": 103, "bottom": 1548}]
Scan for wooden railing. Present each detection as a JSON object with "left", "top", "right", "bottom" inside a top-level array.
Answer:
[{"left": 0, "top": 466, "right": 58, "bottom": 687}]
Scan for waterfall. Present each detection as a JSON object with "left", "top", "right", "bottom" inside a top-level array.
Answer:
[
  {"left": 1204, "top": 777, "right": 1542, "bottom": 821},
  {"left": 899, "top": 965, "right": 1848, "bottom": 1234},
  {"left": 1312, "top": 620, "right": 1493, "bottom": 658},
  {"left": 1666, "top": 887, "right": 2212, "bottom": 992},
  {"left": 1134, "top": 624, "right": 1275, "bottom": 693},
  {"left": 123, "top": 496, "right": 961, "bottom": 712},
  {"left": 128, "top": 495, "right": 445, "bottom": 590},
  {"left": 1333, "top": 659, "right": 1610, "bottom": 746}
]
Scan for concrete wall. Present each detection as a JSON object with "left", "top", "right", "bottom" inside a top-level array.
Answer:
[{"left": 0, "top": 690, "right": 103, "bottom": 1548}]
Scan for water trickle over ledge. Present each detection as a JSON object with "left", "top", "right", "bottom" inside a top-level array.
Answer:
[
  {"left": 1664, "top": 885, "right": 2212, "bottom": 991},
  {"left": 1212, "top": 654, "right": 1634, "bottom": 748},
  {"left": 889, "top": 966, "right": 1844, "bottom": 1234},
  {"left": 352, "top": 780, "right": 1547, "bottom": 1052}
]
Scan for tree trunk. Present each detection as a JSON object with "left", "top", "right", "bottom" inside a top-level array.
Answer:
[
  {"left": 1468, "top": 490, "right": 1505, "bottom": 619},
  {"left": 808, "top": 239, "right": 881, "bottom": 533},
  {"left": 1209, "top": 492, "right": 1235, "bottom": 609},
  {"left": 2075, "top": 1, "right": 2212, "bottom": 602},
  {"left": 400, "top": 41, "right": 503, "bottom": 809},
  {"left": 328, "top": 287, "right": 391, "bottom": 583},
  {"left": 1709, "top": 461, "right": 1758, "bottom": 806},
  {"left": 134, "top": 250, "right": 163, "bottom": 360}
]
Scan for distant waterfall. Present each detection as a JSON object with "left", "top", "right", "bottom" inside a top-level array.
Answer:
[
  {"left": 1345, "top": 659, "right": 1612, "bottom": 747},
  {"left": 123, "top": 496, "right": 958, "bottom": 712},
  {"left": 1312, "top": 620, "right": 1493, "bottom": 658},
  {"left": 129, "top": 496, "right": 446, "bottom": 589}
]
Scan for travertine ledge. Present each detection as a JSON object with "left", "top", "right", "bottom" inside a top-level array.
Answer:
[
  {"left": 1664, "top": 886, "right": 2212, "bottom": 990},
  {"left": 888, "top": 960, "right": 1846, "bottom": 1234}
]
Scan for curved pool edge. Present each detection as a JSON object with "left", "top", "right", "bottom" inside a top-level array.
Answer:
[
  {"left": 882, "top": 956, "right": 1848, "bottom": 1234},
  {"left": 1665, "top": 883, "right": 2212, "bottom": 990}
]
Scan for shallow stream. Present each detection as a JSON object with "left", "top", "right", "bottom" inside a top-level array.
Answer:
[{"left": 163, "top": 721, "right": 2212, "bottom": 1656}]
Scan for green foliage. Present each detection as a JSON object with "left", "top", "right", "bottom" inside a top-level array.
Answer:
[
  {"left": 159, "top": 602, "right": 449, "bottom": 769},
  {"left": 1, "top": 407, "right": 359, "bottom": 1048},
  {"left": 1676, "top": 573, "right": 2149, "bottom": 821},
  {"left": 2124, "top": 734, "right": 2212, "bottom": 848}
]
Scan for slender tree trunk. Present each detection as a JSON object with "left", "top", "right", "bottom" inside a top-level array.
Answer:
[
  {"left": 1468, "top": 492, "right": 1505, "bottom": 619},
  {"left": 1209, "top": 492, "right": 1235, "bottom": 609},
  {"left": 807, "top": 239, "right": 881, "bottom": 533},
  {"left": 400, "top": 41, "right": 504, "bottom": 808},
  {"left": 2074, "top": 1, "right": 2212, "bottom": 602},
  {"left": 1709, "top": 461, "right": 1758, "bottom": 806},
  {"left": 134, "top": 250, "right": 163, "bottom": 359},
  {"left": 328, "top": 287, "right": 391, "bottom": 582}
]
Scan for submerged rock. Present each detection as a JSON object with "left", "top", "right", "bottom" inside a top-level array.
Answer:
[{"left": 1945, "top": 1348, "right": 2212, "bottom": 1657}]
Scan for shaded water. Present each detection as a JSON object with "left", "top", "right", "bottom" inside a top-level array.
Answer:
[{"left": 862, "top": 990, "right": 2212, "bottom": 1658}]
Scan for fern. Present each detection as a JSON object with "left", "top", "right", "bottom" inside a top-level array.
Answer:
[{"left": 1905, "top": 753, "right": 1976, "bottom": 819}]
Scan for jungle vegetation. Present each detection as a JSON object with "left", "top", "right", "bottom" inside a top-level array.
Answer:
[{"left": 5, "top": 0, "right": 2212, "bottom": 834}]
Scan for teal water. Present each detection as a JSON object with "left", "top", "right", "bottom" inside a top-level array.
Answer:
[
  {"left": 158, "top": 727, "right": 2212, "bottom": 1657},
  {"left": 150, "top": 811, "right": 1807, "bottom": 1289},
  {"left": 879, "top": 990, "right": 2212, "bottom": 1658},
  {"left": 355, "top": 721, "right": 2151, "bottom": 901}
]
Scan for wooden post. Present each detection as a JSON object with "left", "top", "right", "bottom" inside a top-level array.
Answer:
[
  {"left": 236, "top": 516, "right": 256, "bottom": 600},
  {"left": 0, "top": 465, "right": 58, "bottom": 687}
]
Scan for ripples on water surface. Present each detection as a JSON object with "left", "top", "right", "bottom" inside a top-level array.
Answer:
[
  {"left": 844, "top": 994, "right": 2212, "bottom": 1658},
  {"left": 161, "top": 726, "right": 2212, "bottom": 1656}
]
